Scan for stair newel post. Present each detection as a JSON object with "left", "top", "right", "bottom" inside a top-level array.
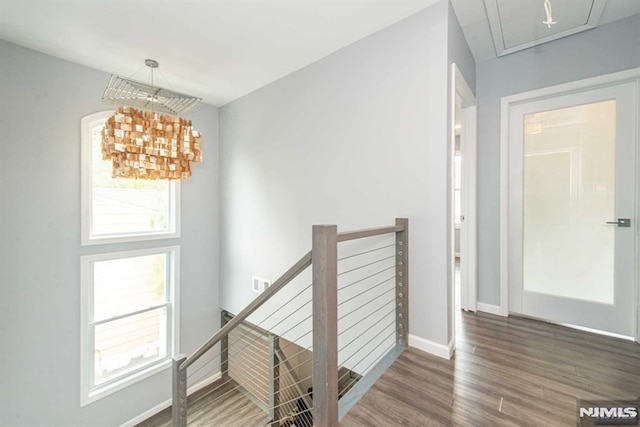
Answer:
[
  {"left": 268, "top": 334, "right": 281, "bottom": 426},
  {"left": 221, "top": 311, "right": 229, "bottom": 379},
  {"left": 312, "top": 224, "right": 339, "bottom": 427},
  {"left": 395, "top": 218, "right": 409, "bottom": 347},
  {"left": 172, "top": 354, "right": 187, "bottom": 427}
]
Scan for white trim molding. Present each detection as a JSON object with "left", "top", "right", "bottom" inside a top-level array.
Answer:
[
  {"left": 409, "top": 334, "right": 455, "bottom": 360},
  {"left": 477, "top": 302, "right": 506, "bottom": 317}
]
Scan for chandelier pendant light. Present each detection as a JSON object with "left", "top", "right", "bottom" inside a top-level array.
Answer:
[
  {"left": 101, "top": 106, "right": 202, "bottom": 180},
  {"left": 101, "top": 59, "right": 203, "bottom": 180}
]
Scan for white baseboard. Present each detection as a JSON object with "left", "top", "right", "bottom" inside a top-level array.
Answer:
[
  {"left": 477, "top": 302, "right": 507, "bottom": 317},
  {"left": 119, "top": 372, "right": 221, "bottom": 427},
  {"left": 408, "top": 334, "right": 454, "bottom": 360}
]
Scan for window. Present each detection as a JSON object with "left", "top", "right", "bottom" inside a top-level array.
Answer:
[
  {"left": 80, "top": 112, "right": 180, "bottom": 406},
  {"left": 81, "top": 111, "right": 180, "bottom": 245},
  {"left": 80, "top": 247, "right": 179, "bottom": 405}
]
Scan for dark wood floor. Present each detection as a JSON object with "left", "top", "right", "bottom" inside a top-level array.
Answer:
[{"left": 340, "top": 311, "right": 640, "bottom": 427}]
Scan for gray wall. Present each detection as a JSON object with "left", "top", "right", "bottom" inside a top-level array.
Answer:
[
  {"left": 476, "top": 14, "right": 640, "bottom": 305},
  {"left": 0, "top": 40, "right": 220, "bottom": 426},
  {"left": 220, "top": 0, "right": 473, "bottom": 349},
  {"left": 447, "top": 1, "right": 476, "bottom": 95}
]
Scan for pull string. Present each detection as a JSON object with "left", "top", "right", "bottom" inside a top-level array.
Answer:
[{"left": 543, "top": 0, "right": 556, "bottom": 28}]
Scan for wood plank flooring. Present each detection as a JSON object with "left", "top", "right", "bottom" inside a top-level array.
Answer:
[
  {"left": 136, "top": 379, "right": 268, "bottom": 427},
  {"left": 137, "top": 312, "right": 640, "bottom": 426},
  {"left": 340, "top": 311, "right": 640, "bottom": 427}
]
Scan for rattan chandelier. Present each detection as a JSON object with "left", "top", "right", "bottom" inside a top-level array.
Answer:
[{"left": 101, "top": 59, "right": 203, "bottom": 180}]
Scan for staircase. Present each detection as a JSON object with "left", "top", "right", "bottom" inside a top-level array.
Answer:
[
  {"left": 136, "top": 379, "right": 268, "bottom": 426},
  {"left": 138, "top": 324, "right": 363, "bottom": 427},
  {"left": 167, "top": 219, "right": 409, "bottom": 427}
]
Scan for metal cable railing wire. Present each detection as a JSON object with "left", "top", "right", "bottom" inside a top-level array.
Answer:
[
  {"left": 338, "top": 340, "right": 396, "bottom": 399},
  {"left": 173, "top": 221, "right": 407, "bottom": 426},
  {"left": 227, "top": 312, "right": 313, "bottom": 366},
  {"left": 199, "top": 313, "right": 313, "bottom": 419},
  {"left": 337, "top": 243, "right": 395, "bottom": 262},
  {"left": 338, "top": 307, "right": 396, "bottom": 357},
  {"left": 182, "top": 289, "right": 392, "bottom": 423},
  {"left": 191, "top": 317, "right": 309, "bottom": 412},
  {"left": 338, "top": 325, "right": 396, "bottom": 378},
  {"left": 246, "top": 282, "right": 312, "bottom": 331},
  {"left": 337, "top": 275, "right": 395, "bottom": 307},
  {"left": 220, "top": 283, "right": 312, "bottom": 364},
  {"left": 338, "top": 287, "right": 394, "bottom": 322},
  {"left": 337, "top": 254, "right": 396, "bottom": 277},
  {"left": 334, "top": 239, "right": 397, "bottom": 398},
  {"left": 337, "top": 264, "right": 396, "bottom": 292}
]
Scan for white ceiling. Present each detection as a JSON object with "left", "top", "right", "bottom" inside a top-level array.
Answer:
[
  {"left": 0, "top": 0, "right": 439, "bottom": 107},
  {"left": 1, "top": 0, "right": 638, "bottom": 107}
]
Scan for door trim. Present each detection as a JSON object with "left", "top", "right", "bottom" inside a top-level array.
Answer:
[
  {"left": 499, "top": 67, "right": 640, "bottom": 341},
  {"left": 451, "top": 64, "right": 478, "bottom": 315}
]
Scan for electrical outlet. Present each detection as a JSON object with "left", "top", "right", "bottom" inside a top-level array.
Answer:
[{"left": 252, "top": 276, "right": 271, "bottom": 293}]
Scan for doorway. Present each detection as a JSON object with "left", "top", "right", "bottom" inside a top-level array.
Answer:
[
  {"left": 451, "top": 64, "right": 477, "bottom": 343},
  {"left": 501, "top": 70, "right": 640, "bottom": 339}
]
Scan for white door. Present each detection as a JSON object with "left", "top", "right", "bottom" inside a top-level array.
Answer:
[
  {"left": 508, "top": 81, "right": 637, "bottom": 337},
  {"left": 452, "top": 63, "right": 477, "bottom": 314}
]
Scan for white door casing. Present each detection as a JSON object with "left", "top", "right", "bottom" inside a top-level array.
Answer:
[{"left": 451, "top": 64, "right": 478, "bottom": 313}]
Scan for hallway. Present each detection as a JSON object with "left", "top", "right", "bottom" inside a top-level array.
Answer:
[{"left": 340, "top": 311, "right": 640, "bottom": 426}]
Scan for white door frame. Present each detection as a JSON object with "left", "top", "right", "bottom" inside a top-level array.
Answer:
[
  {"left": 451, "top": 64, "right": 478, "bottom": 314},
  {"left": 499, "top": 67, "right": 640, "bottom": 342}
]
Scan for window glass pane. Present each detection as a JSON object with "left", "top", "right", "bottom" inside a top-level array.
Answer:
[
  {"left": 93, "top": 253, "right": 167, "bottom": 321},
  {"left": 94, "top": 307, "right": 168, "bottom": 385},
  {"left": 523, "top": 100, "right": 615, "bottom": 303},
  {"left": 91, "top": 124, "right": 172, "bottom": 237}
]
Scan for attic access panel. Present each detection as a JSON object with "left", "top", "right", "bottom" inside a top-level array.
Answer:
[{"left": 484, "top": 0, "right": 606, "bottom": 57}]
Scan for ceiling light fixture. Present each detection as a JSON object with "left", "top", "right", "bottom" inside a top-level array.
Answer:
[
  {"left": 100, "top": 59, "right": 203, "bottom": 180},
  {"left": 543, "top": 0, "right": 557, "bottom": 28}
]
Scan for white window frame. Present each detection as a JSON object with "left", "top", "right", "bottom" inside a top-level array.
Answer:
[
  {"left": 81, "top": 111, "right": 181, "bottom": 246},
  {"left": 80, "top": 246, "right": 180, "bottom": 406}
]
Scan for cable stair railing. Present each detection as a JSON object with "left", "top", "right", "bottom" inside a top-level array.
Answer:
[{"left": 172, "top": 218, "right": 409, "bottom": 427}]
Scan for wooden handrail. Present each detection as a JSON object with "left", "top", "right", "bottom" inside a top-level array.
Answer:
[
  {"left": 180, "top": 250, "right": 312, "bottom": 371},
  {"left": 337, "top": 225, "right": 405, "bottom": 242}
]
